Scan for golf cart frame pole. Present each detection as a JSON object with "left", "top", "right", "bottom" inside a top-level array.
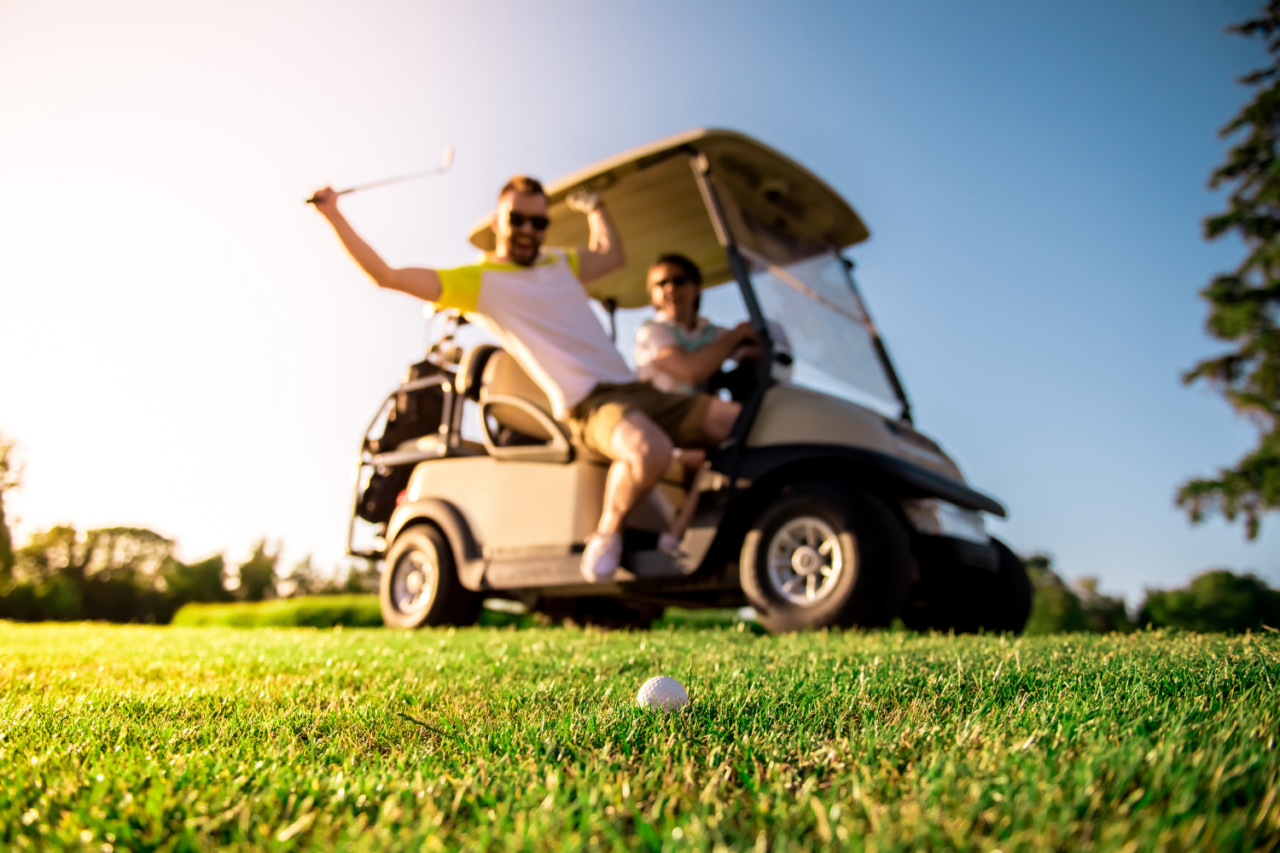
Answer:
[
  {"left": 688, "top": 150, "right": 774, "bottom": 481},
  {"left": 839, "top": 257, "right": 914, "bottom": 425}
]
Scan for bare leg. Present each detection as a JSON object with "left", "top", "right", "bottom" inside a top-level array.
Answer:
[
  {"left": 597, "top": 411, "right": 674, "bottom": 536},
  {"left": 660, "top": 400, "right": 741, "bottom": 550},
  {"left": 673, "top": 448, "right": 706, "bottom": 486},
  {"left": 661, "top": 461, "right": 708, "bottom": 549},
  {"left": 702, "top": 398, "right": 741, "bottom": 444}
]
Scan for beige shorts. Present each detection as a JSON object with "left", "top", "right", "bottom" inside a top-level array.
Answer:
[{"left": 567, "top": 382, "right": 714, "bottom": 456}]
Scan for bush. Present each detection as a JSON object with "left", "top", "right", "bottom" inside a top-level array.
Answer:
[
  {"left": 173, "top": 595, "right": 383, "bottom": 628},
  {"left": 1023, "top": 555, "right": 1134, "bottom": 635},
  {"left": 1139, "top": 569, "right": 1280, "bottom": 633},
  {"left": 170, "top": 597, "right": 706, "bottom": 631}
]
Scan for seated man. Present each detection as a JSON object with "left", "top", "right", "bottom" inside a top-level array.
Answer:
[
  {"left": 310, "top": 176, "right": 742, "bottom": 583},
  {"left": 633, "top": 253, "right": 759, "bottom": 396}
]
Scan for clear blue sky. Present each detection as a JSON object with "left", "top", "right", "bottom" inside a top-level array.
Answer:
[{"left": 1, "top": 0, "right": 1274, "bottom": 601}]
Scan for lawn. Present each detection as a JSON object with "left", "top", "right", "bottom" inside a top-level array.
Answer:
[{"left": 1, "top": 623, "right": 1277, "bottom": 852}]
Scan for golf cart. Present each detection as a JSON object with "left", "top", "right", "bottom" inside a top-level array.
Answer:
[{"left": 348, "top": 128, "right": 1031, "bottom": 634}]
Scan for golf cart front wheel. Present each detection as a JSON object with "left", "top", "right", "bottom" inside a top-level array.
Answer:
[
  {"left": 740, "top": 484, "right": 911, "bottom": 633},
  {"left": 380, "top": 524, "right": 480, "bottom": 629},
  {"left": 898, "top": 536, "right": 1032, "bottom": 634}
]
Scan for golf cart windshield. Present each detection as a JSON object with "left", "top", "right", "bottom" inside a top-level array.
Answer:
[{"left": 745, "top": 248, "right": 901, "bottom": 417}]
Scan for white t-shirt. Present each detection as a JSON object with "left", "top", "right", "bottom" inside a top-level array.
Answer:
[
  {"left": 633, "top": 316, "right": 726, "bottom": 395},
  {"left": 634, "top": 315, "right": 795, "bottom": 393},
  {"left": 436, "top": 247, "right": 633, "bottom": 418}
]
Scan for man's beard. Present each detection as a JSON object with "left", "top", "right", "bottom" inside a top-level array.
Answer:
[{"left": 508, "top": 237, "right": 540, "bottom": 267}]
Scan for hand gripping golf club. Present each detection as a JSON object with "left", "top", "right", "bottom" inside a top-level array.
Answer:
[{"left": 306, "top": 146, "right": 454, "bottom": 204}]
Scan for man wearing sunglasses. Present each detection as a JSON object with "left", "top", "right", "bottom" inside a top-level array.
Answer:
[
  {"left": 635, "top": 254, "right": 760, "bottom": 395},
  {"left": 311, "top": 175, "right": 741, "bottom": 585}
]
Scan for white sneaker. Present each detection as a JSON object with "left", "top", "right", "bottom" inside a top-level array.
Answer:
[{"left": 580, "top": 532, "right": 622, "bottom": 583}]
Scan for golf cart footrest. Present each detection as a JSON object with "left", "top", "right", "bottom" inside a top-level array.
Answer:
[
  {"left": 480, "top": 547, "right": 690, "bottom": 589},
  {"left": 484, "top": 555, "right": 583, "bottom": 588}
]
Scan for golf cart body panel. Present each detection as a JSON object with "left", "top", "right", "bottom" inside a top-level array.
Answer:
[
  {"left": 738, "top": 383, "right": 1003, "bottom": 516},
  {"left": 386, "top": 455, "right": 689, "bottom": 592},
  {"left": 385, "top": 497, "right": 486, "bottom": 590},
  {"left": 747, "top": 384, "right": 915, "bottom": 465},
  {"left": 399, "top": 456, "right": 679, "bottom": 550},
  {"left": 358, "top": 128, "right": 1028, "bottom": 632}
]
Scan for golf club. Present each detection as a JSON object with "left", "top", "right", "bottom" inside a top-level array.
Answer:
[{"left": 306, "top": 146, "right": 454, "bottom": 204}]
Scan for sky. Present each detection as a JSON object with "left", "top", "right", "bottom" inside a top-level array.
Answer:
[{"left": 1, "top": 0, "right": 1276, "bottom": 602}]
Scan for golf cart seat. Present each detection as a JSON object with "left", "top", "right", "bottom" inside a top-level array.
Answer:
[
  {"left": 458, "top": 345, "right": 580, "bottom": 463},
  {"left": 459, "top": 346, "right": 690, "bottom": 488}
]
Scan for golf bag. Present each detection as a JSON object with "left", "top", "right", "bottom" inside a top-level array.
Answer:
[{"left": 357, "top": 359, "right": 446, "bottom": 524}]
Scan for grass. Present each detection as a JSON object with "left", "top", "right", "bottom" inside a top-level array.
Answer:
[{"left": 0, "top": 623, "right": 1277, "bottom": 852}]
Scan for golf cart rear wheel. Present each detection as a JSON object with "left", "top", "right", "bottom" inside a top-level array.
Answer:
[
  {"left": 740, "top": 484, "right": 911, "bottom": 633},
  {"left": 380, "top": 524, "right": 480, "bottom": 629}
]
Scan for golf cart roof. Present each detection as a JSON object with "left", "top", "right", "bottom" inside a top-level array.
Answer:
[{"left": 467, "top": 128, "right": 870, "bottom": 309}]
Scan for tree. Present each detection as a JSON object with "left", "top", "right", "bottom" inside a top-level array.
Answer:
[
  {"left": 12, "top": 525, "right": 178, "bottom": 621},
  {"left": 282, "top": 555, "right": 323, "bottom": 597},
  {"left": 236, "top": 539, "right": 280, "bottom": 601},
  {"left": 340, "top": 556, "right": 379, "bottom": 594},
  {"left": 1139, "top": 569, "right": 1280, "bottom": 632},
  {"left": 1075, "top": 577, "right": 1136, "bottom": 634},
  {"left": 1023, "top": 554, "right": 1089, "bottom": 635},
  {"left": 0, "top": 433, "right": 22, "bottom": 577},
  {"left": 1179, "top": 3, "right": 1280, "bottom": 539},
  {"left": 1022, "top": 554, "right": 1135, "bottom": 635},
  {"left": 16, "top": 525, "right": 93, "bottom": 587},
  {"left": 165, "top": 555, "right": 232, "bottom": 606}
]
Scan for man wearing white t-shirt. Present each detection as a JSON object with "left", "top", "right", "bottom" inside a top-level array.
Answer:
[{"left": 310, "top": 176, "right": 741, "bottom": 583}]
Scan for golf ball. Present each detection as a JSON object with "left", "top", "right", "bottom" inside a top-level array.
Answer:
[{"left": 636, "top": 675, "right": 688, "bottom": 711}]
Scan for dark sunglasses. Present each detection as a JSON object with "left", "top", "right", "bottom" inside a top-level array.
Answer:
[
  {"left": 654, "top": 275, "right": 695, "bottom": 287},
  {"left": 508, "top": 211, "right": 550, "bottom": 231}
]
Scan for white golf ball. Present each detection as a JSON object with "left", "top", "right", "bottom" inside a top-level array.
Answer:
[{"left": 636, "top": 675, "right": 688, "bottom": 711}]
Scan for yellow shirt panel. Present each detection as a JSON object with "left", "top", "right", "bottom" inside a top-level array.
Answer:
[
  {"left": 436, "top": 249, "right": 580, "bottom": 313},
  {"left": 436, "top": 265, "right": 483, "bottom": 312}
]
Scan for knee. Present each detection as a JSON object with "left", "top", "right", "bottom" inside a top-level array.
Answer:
[
  {"left": 612, "top": 419, "right": 673, "bottom": 478},
  {"left": 637, "top": 430, "right": 674, "bottom": 478}
]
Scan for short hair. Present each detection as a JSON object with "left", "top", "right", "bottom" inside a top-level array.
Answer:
[
  {"left": 650, "top": 253, "right": 703, "bottom": 286},
  {"left": 499, "top": 175, "right": 546, "bottom": 200}
]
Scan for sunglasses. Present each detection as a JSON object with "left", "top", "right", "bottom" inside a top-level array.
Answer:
[
  {"left": 653, "top": 275, "right": 695, "bottom": 287},
  {"left": 508, "top": 211, "right": 550, "bottom": 231}
]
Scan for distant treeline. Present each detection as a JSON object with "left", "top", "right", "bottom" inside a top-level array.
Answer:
[
  {"left": 0, "top": 521, "right": 1276, "bottom": 632},
  {"left": 0, "top": 525, "right": 376, "bottom": 624},
  {"left": 1024, "top": 556, "right": 1280, "bottom": 635}
]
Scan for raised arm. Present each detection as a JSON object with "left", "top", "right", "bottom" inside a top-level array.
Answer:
[
  {"left": 649, "top": 322, "right": 758, "bottom": 385},
  {"left": 566, "top": 190, "right": 625, "bottom": 284},
  {"left": 310, "top": 187, "right": 442, "bottom": 302}
]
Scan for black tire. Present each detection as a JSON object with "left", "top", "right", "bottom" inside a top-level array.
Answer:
[
  {"left": 985, "top": 538, "right": 1033, "bottom": 633},
  {"left": 380, "top": 524, "right": 481, "bottom": 629},
  {"left": 900, "top": 536, "right": 1032, "bottom": 634},
  {"left": 739, "top": 484, "right": 912, "bottom": 633}
]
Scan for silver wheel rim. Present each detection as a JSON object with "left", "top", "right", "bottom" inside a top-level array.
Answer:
[
  {"left": 391, "top": 546, "right": 437, "bottom": 614},
  {"left": 765, "top": 516, "right": 844, "bottom": 606}
]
